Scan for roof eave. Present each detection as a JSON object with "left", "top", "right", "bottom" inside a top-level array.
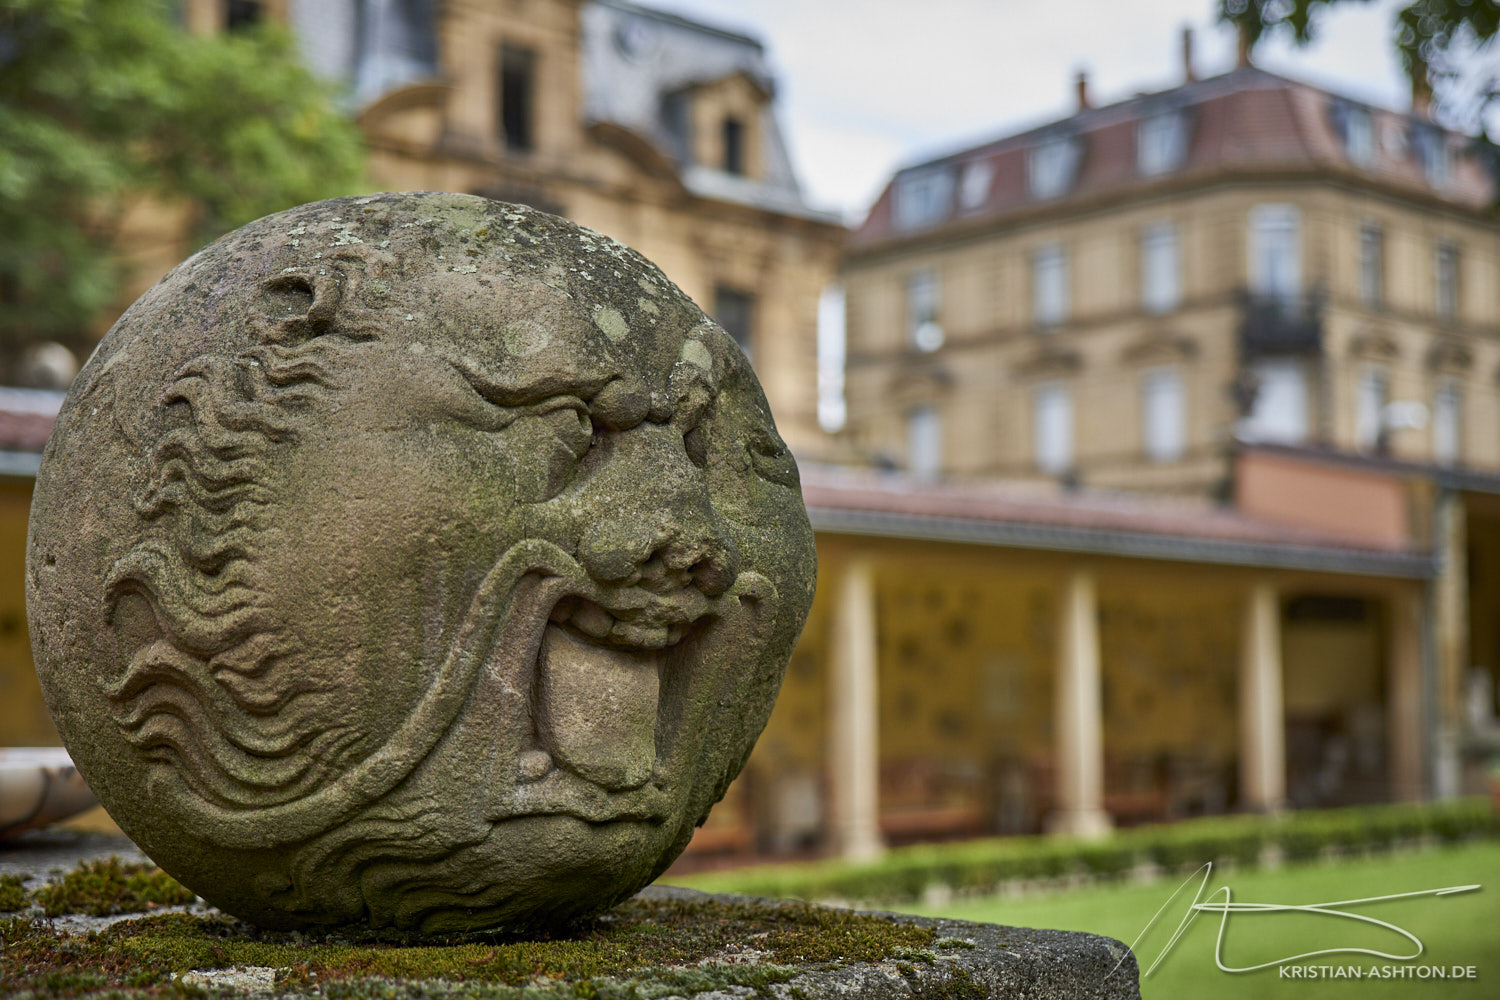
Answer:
[{"left": 808, "top": 505, "right": 1434, "bottom": 579}]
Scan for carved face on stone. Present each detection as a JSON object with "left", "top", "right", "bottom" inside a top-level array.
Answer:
[{"left": 26, "top": 193, "right": 816, "bottom": 932}]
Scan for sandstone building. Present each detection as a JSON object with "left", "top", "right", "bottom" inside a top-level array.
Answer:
[
  {"left": 843, "top": 59, "right": 1495, "bottom": 490},
  {"left": 175, "top": 0, "right": 846, "bottom": 455}
]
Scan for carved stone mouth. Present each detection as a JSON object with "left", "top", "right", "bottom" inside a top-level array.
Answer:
[{"left": 520, "top": 590, "right": 708, "bottom": 795}]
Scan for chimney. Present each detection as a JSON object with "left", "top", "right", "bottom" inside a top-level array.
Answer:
[
  {"left": 1076, "top": 69, "right": 1091, "bottom": 112},
  {"left": 1411, "top": 58, "right": 1432, "bottom": 117},
  {"left": 1236, "top": 20, "right": 1254, "bottom": 68},
  {"left": 1181, "top": 26, "right": 1196, "bottom": 82}
]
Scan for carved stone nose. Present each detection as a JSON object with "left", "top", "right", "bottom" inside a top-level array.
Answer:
[{"left": 576, "top": 423, "right": 739, "bottom": 595}]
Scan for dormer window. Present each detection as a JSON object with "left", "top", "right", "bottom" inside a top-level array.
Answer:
[
  {"left": 1344, "top": 105, "right": 1373, "bottom": 166},
  {"left": 722, "top": 116, "right": 745, "bottom": 175},
  {"left": 1413, "top": 125, "right": 1452, "bottom": 187},
  {"left": 1028, "top": 136, "right": 1078, "bottom": 199},
  {"left": 499, "top": 45, "right": 537, "bottom": 153},
  {"left": 1137, "top": 112, "right": 1185, "bottom": 176},
  {"left": 893, "top": 166, "right": 953, "bottom": 230},
  {"left": 958, "top": 160, "right": 993, "bottom": 211}
]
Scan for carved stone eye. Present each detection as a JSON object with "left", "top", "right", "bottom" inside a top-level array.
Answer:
[
  {"left": 511, "top": 405, "right": 592, "bottom": 503},
  {"left": 254, "top": 272, "right": 340, "bottom": 343},
  {"left": 261, "top": 274, "right": 315, "bottom": 319}
]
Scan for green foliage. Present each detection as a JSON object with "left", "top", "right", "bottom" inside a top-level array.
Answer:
[
  {"left": 28, "top": 857, "right": 196, "bottom": 917},
  {"left": 1219, "top": 0, "right": 1500, "bottom": 143},
  {"left": 1220, "top": 0, "right": 1497, "bottom": 74},
  {"left": 0, "top": 0, "right": 365, "bottom": 349},
  {"left": 669, "top": 798, "right": 1496, "bottom": 905}
]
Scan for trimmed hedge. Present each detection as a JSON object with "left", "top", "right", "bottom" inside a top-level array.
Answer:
[{"left": 669, "top": 797, "right": 1495, "bottom": 904}]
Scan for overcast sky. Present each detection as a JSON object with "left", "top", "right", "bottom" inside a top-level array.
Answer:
[{"left": 649, "top": 0, "right": 1414, "bottom": 222}]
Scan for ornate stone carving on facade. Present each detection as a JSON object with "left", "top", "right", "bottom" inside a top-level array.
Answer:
[
  {"left": 1347, "top": 328, "right": 1401, "bottom": 362},
  {"left": 26, "top": 192, "right": 816, "bottom": 933},
  {"left": 1118, "top": 331, "right": 1198, "bottom": 366},
  {"left": 1426, "top": 337, "right": 1473, "bottom": 374},
  {"left": 1013, "top": 345, "right": 1084, "bottom": 379}
]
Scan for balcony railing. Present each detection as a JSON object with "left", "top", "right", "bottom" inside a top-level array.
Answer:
[{"left": 1237, "top": 289, "right": 1324, "bottom": 356}]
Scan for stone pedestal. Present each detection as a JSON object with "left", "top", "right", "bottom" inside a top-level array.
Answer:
[{"left": 0, "top": 834, "right": 1142, "bottom": 999}]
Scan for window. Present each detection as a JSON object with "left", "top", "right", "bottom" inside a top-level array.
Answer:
[
  {"left": 893, "top": 167, "right": 953, "bottom": 230},
  {"left": 1414, "top": 126, "right": 1452, "bottom": 187},
  {"left": 1359, "top": 223, "right": 1384, "bottom": 308},
  {"left": 1355, "top": 367, "right": 1388, "bottom": 452},
  {"left": 1031, "top": 243, "right": 1069, "bottom": 328},
  {"left": 499, "top": 45, "right": 536, "bottom": 152},
  {"left": 906, "top": 405, "right": 942, "bottom": 479},
  {"left": 1137, "top": 112, "right": 1186, "bottom": 175},
  {"left": 714, "top": 286, "right": 755, "bottom": 358},
  {"left": 722, "top": 116, "right": 745, "bottom": 175},
  {"left": 660, "top": 93, "right": 690, "bottom": 161},
  {"left": 1433, "top": 379, "right": 1461, "bottom": 465},
  {"left": 1028, "top": 136, "right": 1079, "bottom": 199},
  {"left": 1344, "top": 105, "right": 1374, "bottom": 167},
  {"left": 1140, "top": 222, "right": 1180, "bottom": 314},
  {"left": 1033, "top": 382, "right": 1073, "bottom": 475},
  {"left": 1248, "top": 204, "right": 1301, "bottom": 303},
  {"left": 958, "top": 160, "right": 993, "bottom": 211},
  {"left": 225, "top": 0, "right": 263, "bottom": 30},
  {"left": 1141, "top": 367, "right": 1185, "bottom": 463},
  {"left": 906, "top": 271, "right": 942, "bottom": 352},
  {"left": 1435, "top": 240, "right": 1460, "bottom": 321},
  {"left": 1240, "top": 358, "right": 1308, "bottom": 444}
]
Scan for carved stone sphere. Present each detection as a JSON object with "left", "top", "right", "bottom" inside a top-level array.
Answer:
[{"left": 27, "top": 193, "right": 816, "bottom": 933}]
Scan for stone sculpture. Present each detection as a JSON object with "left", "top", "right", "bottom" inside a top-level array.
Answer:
[{"left": 27, "top": 193, "right": 816, "bottom": 932}]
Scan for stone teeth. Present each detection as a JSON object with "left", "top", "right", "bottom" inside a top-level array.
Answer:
[
  {"left": 573, "top": 600, "right": 614, "bottom": 638},
  {"left": 612, "top": 622, "right": 669, "bottom": 648},
  {"left": 517, "top": 749, "right": 553, "bottom": 783}
]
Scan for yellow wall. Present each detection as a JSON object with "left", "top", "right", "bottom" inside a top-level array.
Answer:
[{"left": 0, "top": 478, "right": 55, "bottom": 746}]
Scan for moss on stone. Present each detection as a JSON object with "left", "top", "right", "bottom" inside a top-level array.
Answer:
[
  {"left": 2, "top": 886, "right": 935, "bottom": 999},
  {"left": 0, "top": 874, "right": 26, "bottom": 912},
  {"left": 27, "top": 857, "right": 196, "bottom": 917}
]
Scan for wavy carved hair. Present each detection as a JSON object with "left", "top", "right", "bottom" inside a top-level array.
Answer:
[{"left": 102, "top": 259, "right": 386, "bottom": 814}]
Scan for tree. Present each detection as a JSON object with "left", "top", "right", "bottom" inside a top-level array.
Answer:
[
  {"left": 1219, "top": 0, "right": 1499, "bottom": 129},
  {"left": 0, "top": 0, "right": 365, "bottom": 369}
]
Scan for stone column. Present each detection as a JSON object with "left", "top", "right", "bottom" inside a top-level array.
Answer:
[
  {"left": 1049, "top": 568, "right": 1111, "bottom": 837},
  {"left": 1432, "top": 490, "right": 1466, "bottom": 798},
  {"left": 1239, "top": 578, "right": 1286, "bottom": 812},
  {"left": 1388, "top": 587, "right": 1425, "bottom": 802},
  {"left": 828, "top": 557, "right": 884, "bottom": 861}
]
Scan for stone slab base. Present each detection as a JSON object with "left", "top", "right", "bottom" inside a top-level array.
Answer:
[
  {"left": 2, "top": 831, "right": 1140, "bottom": 999},
  {"left": 644, "top": 885, "right": 1141, "bottom": 999}
]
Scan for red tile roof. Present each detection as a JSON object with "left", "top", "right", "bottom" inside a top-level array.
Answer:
[
  {"left": 854, "top": 66, "right": 1492, "bottom": 249},
  {"left": 799, "top": 463, "right": 1429, "bottom": 576},
  {"left": 0, "top": 390, "right": 62, "bottom": 455}
]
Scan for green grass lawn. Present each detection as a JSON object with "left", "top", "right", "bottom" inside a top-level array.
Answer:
[{"left": 898, "top": 842, "right": 1500, "bottom": 999}]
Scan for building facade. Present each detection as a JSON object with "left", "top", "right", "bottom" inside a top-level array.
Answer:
[
  {"left": 842, "top": 58, "right": 1497, "bottom": 494},
  {"left": 174, "top": 0, "right": 846, "bottom": 455}
]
